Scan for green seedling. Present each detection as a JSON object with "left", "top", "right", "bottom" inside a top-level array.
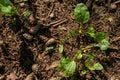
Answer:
[
  {"left": 0, "top": 0, "right": 17, "bottom": 16},
  {"left": 58, "top": 2, "right": 109, "bottom": 78},
  {"left": 58, "top": 50, "right": 103, "bottom": 77}
]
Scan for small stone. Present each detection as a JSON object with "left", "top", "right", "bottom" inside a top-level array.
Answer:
[
  {"left": 45, "top": 38, "right": 55, "bottom": 46},
  {"left": 32, "top": 64, "right": 39, "bottom": 74},
  {"left": 23, "top": 33, "right": 33, "bottom": 41},
  {"left": 49, "top": 13, "right": 54, "bottom": 18}
]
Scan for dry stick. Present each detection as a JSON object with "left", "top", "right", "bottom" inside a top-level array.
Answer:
[
  {"left": 114, "top": 0, "right": 120, "bottom": 4},
  {"left": 48, "top": 18, "right": 67, "bottom": 26},
  {"left": 52, "top": 18, "right": 68, "bottom": 27},
  {"left": 46, "top": 3, "right": 54, "bottom": 18}
]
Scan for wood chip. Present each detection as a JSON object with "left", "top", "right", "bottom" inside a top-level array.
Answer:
[{"left": 45, "top": 61, "right": 60, "bottom": 70}]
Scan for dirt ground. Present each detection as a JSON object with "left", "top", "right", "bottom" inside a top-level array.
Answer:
[{"left": 0, "top": 0, "right": 120, "bottom": 80}]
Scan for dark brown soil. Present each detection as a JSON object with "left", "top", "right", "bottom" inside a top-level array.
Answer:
[{"left": 0, "top": 0, "right": 120, "bottom": 80}]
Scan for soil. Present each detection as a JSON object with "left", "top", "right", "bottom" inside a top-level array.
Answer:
[{"left": 0, "top": 0, "right": 120, "bottom": 80}]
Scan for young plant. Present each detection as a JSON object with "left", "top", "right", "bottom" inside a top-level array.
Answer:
[
  {"left": 0, "top": 0, "right": 17, "bottom": 16},
  {"left": 58, "top": 2, "right": 109, "bottom": 78}
]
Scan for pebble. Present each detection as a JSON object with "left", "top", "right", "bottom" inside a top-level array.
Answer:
[
  {"left": 45, "top": 38, "right": 55, "bottom": 46},
  {"left": 23, "top": 33, "right": 33, "bottom": 41},
  {"left": 32, "top": 64, "right": 39, "bottom": 74},
  {"left": 49, "top": 13, "right": 54, "bottom": 18}
]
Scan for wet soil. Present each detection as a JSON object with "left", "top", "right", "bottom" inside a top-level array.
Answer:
[{"left": 0, "top": 0, "right": 120, "bottom": 80}]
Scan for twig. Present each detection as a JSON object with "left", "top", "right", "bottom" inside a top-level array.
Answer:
[
  {"left": 52, "top": 18, "right": 68, "bottom": 27},
  {"left": 114, "top": 0, "right": 120, "bottom": 4},
  {"left": 49, "top": 18, "right": 67, "bottom": 26},
  {"left": 47, "top": 3, "right": 54, "bottom": 18}
]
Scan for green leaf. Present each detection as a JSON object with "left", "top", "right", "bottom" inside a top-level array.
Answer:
[
  {"left": 76, "top": 50, "right": 82, "bottom": 59},
  {"left": 64, "top": 60, "right": 76, "bottom": 77},
  {"left": 85, "top": 59, "right": 103, "bottom": 70},
  {"left": 85, "top": 59, "right": 95, "bottom": 70},
  {"left": 57, "top": 57, "right": 71, "bottom": 71},
  {"left": 0, "top": 0, "right": 13, "bottom": 6},
  {"left": 58, "top": 57, "right": 76, "bottom": 77},
  {"left": 81, "top": 69, "right": 87, "bottom": 75},
  {"left": 94, "top": 32, "right": 108, "bottom": 42},
  {"left": 93, "top": 63, "right": 103, "bottom": 70},
  {"left": 87, "top": 52, "right": 96, "bottom": 59},
  {"left": 45, "top": 46, "right": 54, "bottom": 51},
  {"left": 74, "top": 3, "right": 90, "bottom": 24},
  {"left": 96, "top": 39, "right": 110, "bottom": 50},
  {"left": 59, "top": 44, "right": 64, "bottom": 53},
  {"left": 87, "top": 27, "right": 95, "bottom": 38},
  {"left": 0, "top": 0, "right": 16, "bottom": 16}
]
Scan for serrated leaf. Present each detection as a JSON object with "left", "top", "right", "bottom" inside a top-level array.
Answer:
[
  {"left": 64, "top": 60, "right": 76, "bottom": 77},
  {"left": 96, "top": 39, "right": 110, "bottom": 50},
  {"left": 93, "top": 63, "right": 103, "bottom": 70},
  {"left": 59, "top": 44, "right": 63, "bottom": 53},
  {"left": 87, "top": 27, "right": 95, "bottom": 38},
  {"left": 74, "top": 3, "right": 90, "bottom": 24},
  {"left": 87, "top": 52, "right": 96, "bottom": 59},
  {"left": 76, "top": 50, "right": 82, "bottom": 59}
]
